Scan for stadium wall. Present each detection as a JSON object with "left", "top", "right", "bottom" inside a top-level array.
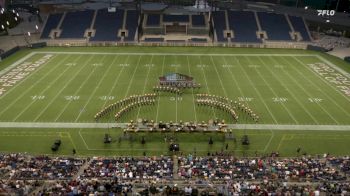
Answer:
[
  {"left": 45, "top": 40, "right": 308, "bottom": 49},
  {"left": 345, "top": 56, "right": 350, "bottom": 63},
  {"left": 0, "top": 46, "right": 20, "bottom": 61},
  {"left": 306, "top": 44, "right": 329, "bottom": 52}
]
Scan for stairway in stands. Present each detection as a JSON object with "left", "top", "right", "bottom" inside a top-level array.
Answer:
[{"left": 173, "top": 155, "right": 179, "bottom": 180}]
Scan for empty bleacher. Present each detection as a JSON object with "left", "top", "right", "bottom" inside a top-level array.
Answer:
[
  {"left": 191, "top": 15, "right": 206, "bottom": 27},
  {"left": 40, "top": 13, "right": 63, "bottom": 39},
  {"left": 59, "top": 10, "right": 94, "bottom": 39},
  {"left": 90, "top": 9, "right": 124, "bottom": 42},
  {"left": 212, "top": 11, "right": 228, "bottom": 42},
  {"left": 163, "top": 14, "right": 189, "bottom": 23},
  {"left": 124, "top": 10, "right": 139, "bottom": 42},
  {"left": 146, "top": 14, "right": 161, "bottom": 27},
  {"left": 227, "top": 11, "right": 261, "bottom": 43},
  {"left": 257, "top": 12, "right": 292, "bottom": 41},
  {"left": 289, "top": 15, "right": 311, "bottom": 41}
]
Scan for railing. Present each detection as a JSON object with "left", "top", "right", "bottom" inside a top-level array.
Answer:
[{"left": 45, "top": 39, "right": 308, "bottom": 49}]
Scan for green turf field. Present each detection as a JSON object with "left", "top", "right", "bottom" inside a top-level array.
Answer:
[{"left": 0, "top": 46, "right": 349, "bottom": 156}]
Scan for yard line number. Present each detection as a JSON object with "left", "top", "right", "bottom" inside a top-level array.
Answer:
[
  {"left": 64, "top": 96, "right": 80, "bottom": 101},
  {"left": 272, "top": 97, "right": 288, "bottom": 103}
]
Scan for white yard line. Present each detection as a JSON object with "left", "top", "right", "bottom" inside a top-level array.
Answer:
[
  {"left": 12, "top": 55, "right": 78, "bottom": 121},
  {"left": 123, "top": 56, "right": 142, "bottom": 97},
  {"left": 222, "top": 56, "right": 278, "bottom": 124},
  {"left": 197, "top": 55, "right": 217, "bottom": 118},
  {"left": 175, "top": 63, "right": 178, "bottom": 123},
  {"left": 232, "top": 56, "right": 280, "bottom": 124},
  {"left": 282, "top": 56, "right": 350, "bottom": 118},
  {"left": 136, "top": 55, "right": 153, "bottom": 120},
  {"left": 268, "top": 56, "right": 340, "bottom": 124},
  {"left": 260, "top": 56, "right": 320, "bottom": 124},
  {"left": 0, "top": 53, "right": 36, "bottom": 76},
  {"left": 263, "top": 130, "right": 274, "bottom": 152},
  {"left": 186, "top": 56, "right": 198, "bottom": 123},
  {"left": 244, "top": 56, "right": 299, "bottom": 124},
  {"left": 0, "top": 55, "right": 66, "bottom": 116},
  {"left": 33, "top": 55, "right": 96, "bottom": 122},
  {"left": 155, "top": 56, "right": 165, "bottom": 123},
  {"left": 78, "top": 129, "right": 90, "bottom": 150},
  {"left": 317, "top": 55, "right": 350, "bottom": 79},
  {"left": 74, "top": 55, "right": 120, "bottom": 122},
  {"left": 33, "top": 51, "right": 320, "bottom": 57},
  {"left": 0, "top": 122, "right": 349, "bottom": 131},
  {"left": 293, "top": 57, "right": 350, "bottom": 103},
  {"left": 0, "top": 54, "right": 59, "bottom": 100},
  {"left": 55, "top": 56, "right": 108, "bottom": 122},
  {"left": 209, "top": 56, "right": 229, "bottom": 97},
  {"left": 102, "top": 55, "right": 130, "bottom": 108}
]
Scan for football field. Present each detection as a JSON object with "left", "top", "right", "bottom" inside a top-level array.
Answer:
[{"left": 0, "top": 46, "right": 349, "bottom": 156}]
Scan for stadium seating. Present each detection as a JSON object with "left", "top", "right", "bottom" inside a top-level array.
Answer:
[
  {"left": 90, "top": 9, "right": 124, "bottom": 42},
  {"left": 163, "top": 14, "right": 189, "bottom": 23},
  {"left": 227, "top": 11, "right": 261, "bottom": 43},
  {"left": 40, "top": 13, "right": 63, "bottom": 39},
  {"left": 124, "top": 10, "right": 139, "bottom": 42},
  {"left": 146, "top": 14, "right": 161, "bottom": 27},
  {"left": 257, "top": 12, "right": 293, "bottom": 41},
  {"left": 59, "top": 10, "right": 94, "bottom": 39},
  {"left": 289, "top": 15, "right": 312, "bottom": 41},
  {"left": 212, "top": 11, "right": 228, "bottom": 42},
  {"left": 191, "top": 15, "right": 206, "bottom": 27}
]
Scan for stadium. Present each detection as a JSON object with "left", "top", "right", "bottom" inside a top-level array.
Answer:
[{"left": 0, "top": 0, "right": 350, "bottom": 195}]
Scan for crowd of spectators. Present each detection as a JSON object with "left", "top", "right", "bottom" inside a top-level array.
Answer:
[
  {"left": 0, "top": 153, "right": 84, "bottom": 180},
  {"left": 0, "top": 180, "right": 42, "bottom": 195},
  {"left": 38, "top": 179, "right": 133, "bottom": 195},
  {"left": 178, "top": 155, "right": 347, "bottom": 182},
  {"left": 0, "top": 153, "right": 349, "bottom": 195},
  {"left": 81, "top": 156, "right": 173, "bottom": 180},
  {"left": 328, "top": 156, "right": 350, "bottom": 175},
  {"left": 216, "top": 180, "right": 350, "bottom": 195}
]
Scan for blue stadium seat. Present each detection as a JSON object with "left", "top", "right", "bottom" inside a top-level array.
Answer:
[
  {"left": 41, "top": 13, "right": 63, "bottom": 39},
  {"left": 289, "top": 15, "right": 311, "bottom": 41},
  {"left": 163, "top": 14, "right": 189, "bottom": 23},
  {"left": 257, "top": 12, "right": 292, "bottom": 41},
  {"left": 228, "top": 11, "right": 261, "bottom": 43},
  {"left": 90, "top": 9, "right": 124, "bottom": 42},
  {"left": 124, "top": 10, "right": 139, "bottom": 42},
  {"left": 212, "top": 11, "right": 228, "bottom": 42},
  {"left": 59, "top": 10, "right": 94, "bottom": 39},
  {"left": 191, "top": 15, "right": 206, "bottom": 27},
  {"left": 146, "top": 14, "right": 161, "bottom": 27}
]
